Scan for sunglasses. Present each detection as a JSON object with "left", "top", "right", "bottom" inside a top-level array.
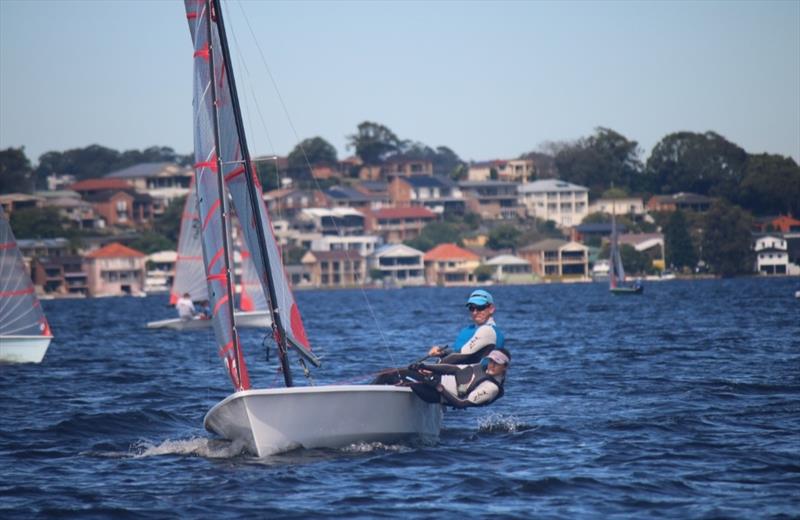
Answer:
[{"left": 467, "top": 303, "right": 490, "bottom": 312}]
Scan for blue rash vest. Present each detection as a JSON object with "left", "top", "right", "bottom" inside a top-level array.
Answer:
[{"left": 443, "top": 317, "right": 505, "bottom": 365}]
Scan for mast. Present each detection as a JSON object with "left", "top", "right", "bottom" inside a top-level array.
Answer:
[
  {"left": 211, "top": 0, "right": 294, "bottom": 387},
  {"left": 204, "top": 0, "right": 245, "bottom": 389},
  {"left": 610, "top": 201, "right": 617, "bottom": 290}
]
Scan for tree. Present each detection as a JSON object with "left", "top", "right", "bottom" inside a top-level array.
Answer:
[
  {"left": 619, "top": 244, "right": 651, "bottom": 275},
  {"left": 153, "top": 195, "right": 186, "bottom": 244},
  {"left": 346, "top": 121, "right": 401, "bottom": 164},
  {"left": 9, "top": 207, "right": 66, "bottom": 238},
  {"left": 486, "top": 224, "right": 521, "bottom": 251},
  {"left": 0, "top": 147, "right": 34, "bottom": 194},
  {"left": 474, "top": 264, "right": 495, "bottom": 282},
  {"left": 287, "top": 137, "right": 338, "bottom": 172},
  {"left": 663, "top": 210, "right": 696, "bottom": 270},
  {"left": 739, "top": 153, "right": 800, "bottom": 217},
  {"left": 404, "top": 221, "right": 466, "bottom": 251},
  {"left": 645, "top": 131, "right": 747, "bottom": 200},
  {"left": 701, "top": 200, "right": 753, "bottom": 277},
  {"left": 129, "top": 231, "right": 174, "bottom": 254},
  {"left": 554, "top": 127, "right": 644, "bottom": 199}
]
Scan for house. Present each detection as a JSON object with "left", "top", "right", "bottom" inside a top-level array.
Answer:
[
  {"left": 84, "top": 242, "right": 146, "bottom": 296},
  {"left": 753, "top": 235, "right": 791, "bottom": 275},
  {"left": 646, "top": 192, "right": 712, "bottom": 213},
  {"left": 423, "top": 243, "right": 480, "bottom": 286},
  {"left": 459, "top": 181, "right": 523, "bottom": 220},
  {"left": 518, "top": 239, "right": 589, "bottom": 279},
  {"left": 364, "top": 206, "right": 438, "bottom": 244},
  {"left": 311, "top": 164, "right": 342, "bottom": 181},
  {"left": 617, "top": 233, "right": 665, "bottom": 271},
  {"left": 34, "top": 190, "right": 101, "bottom": 229},
  {"left": 754, "top": 215, "right": 800, "bottom": 234},
  {"left": 104, "top": 162, "right": 193, "bottom": 212},
  {"left": 16, "top": 238, "right": 70, "bottom": 266},
  {"left": 353, "top": 181, "right": 391, "bottom": 208},
  {"left": 310, "top": 235, "right": 381, "bottom": 257},
  {"left": 571, "top": 222, "right": 627, "bottom": 244},
  {"left": 324, "top": 186, "right": 374, "bottom": 211},
  {"left": 31, "top": 256, "right": 89, "bottom": 296},
  {"left": 297, "top": 208, "right": 366, "bottom": 236},
  {"left": 69, "top": 178, "right": 133, "bottom": 197},
  {"left": 388, "top": 176, "right": 465, "bottom": 215},
  {"left": 518, "top": 179, "right": 589, "bottom": 227},
  {"left": 84, "top": 190, "right": 155, "bottom": 227},
  {"left": 467, "top": 159, "right": 535, "bottom": 183},
  {"left": 144, "top": 250, "right": 177, "bottom": 294},
  {"left": 484, "top": 254, "right": 536, "bottom": 284},
  {"left": 301, "top": 250, "right": 366, "bottom": 288},
  {"left": 369, "top": 244, "right": 426, "bottom": 286},
  {"left": 264, "top": 188, "right": 326, "bottom": 218},
  {"left": 588, "top": 197, "right": 646, "bottom": 218},
  {"left": 0, "top": 193, "right": 45, "bottom": 215},
  {"left": 383, "top": 158, "right": 434, "bottom": 178}
]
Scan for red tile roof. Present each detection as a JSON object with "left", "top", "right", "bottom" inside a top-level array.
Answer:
[
  {"left": 373, "top": 207, "right": 437, "bottom": 219},
  {"left": 69, "top": 178, "right": 132, "bottom": 192},
  {"left": 423, "top": 243, "right": 480, "bottom": 261},
  {"left": 86, "top": 242, "right": 146, "bottom": 258},
  {"left": 771, "top": 215, "right": 800, "bottom": 232}
]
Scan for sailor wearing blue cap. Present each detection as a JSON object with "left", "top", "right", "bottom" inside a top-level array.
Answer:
[{"left": 428, "top": 289, "right": 506, "bottom": 365}]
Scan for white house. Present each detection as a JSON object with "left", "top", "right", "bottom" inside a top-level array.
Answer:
[
  {"left": 518, "top": 179, "right": 589, "bottom": 228},
  {"left": 484, "top": 254, "right": 536, "bottom": 284},
  {"left": 588, "top": 197, "right": 646, "bottom": 217},
  {"left": 754, "top": 235, "right": 792, "bottom": 275},
  {"left": 310, "top": 235, "right": 382, "bottom": 257},
  {"left": 369, "top": 244, "right": 426, "bottom": 286}
]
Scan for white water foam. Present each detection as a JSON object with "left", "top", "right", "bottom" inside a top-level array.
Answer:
[
  {"left": 477, "top": 413, "right": 528, "bottom": 433},
  {"left": 340, "top": 441, "right": 414, "bottom": 454},
  {"left": 130, "top": 437, "right": 247, "bottom": 459}
]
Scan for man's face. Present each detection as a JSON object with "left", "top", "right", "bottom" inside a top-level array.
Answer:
[
  {"left": 486, "top": 359, "right": 507, "bottom": 376},
  {"left": 467, "top": 303, "right": 494, "bottom": 325}
]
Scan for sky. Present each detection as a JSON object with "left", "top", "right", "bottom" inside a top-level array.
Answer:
[{"left": 1, "top": 0, "right": 798, "bottom": 166}]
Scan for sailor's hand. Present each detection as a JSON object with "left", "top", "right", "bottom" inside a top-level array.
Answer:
[
  {"left": 428, "top": 345, "right": 443, "bottom": 357},
  {"left": 436, "top": 384, "right": 444, "bottom": 393}
]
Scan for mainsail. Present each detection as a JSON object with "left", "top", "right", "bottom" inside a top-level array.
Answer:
[
  {"left": 185, "top": 0, "right": 318, "bottom": 391},
  {"left": 169, "top": 178, "right": 208, "bottom": 305},
  {"left": 0, "top": 207, "right": 51, "bottom": 338}
]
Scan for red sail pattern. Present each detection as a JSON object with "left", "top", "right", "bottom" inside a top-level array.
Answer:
[
  {"left": 185, "top": 0, "right": 317, "bottom": 367},
  {"left": 185, "top": 0, "right": 249, "bottom": 390},
  {"left": 169, "top": 177, "right": 208, "bottom": 305},
  {"left": 0, "top": 207, "right": 52, "bottom": 338},
  {"left": 237, "top": 245, "right": 267, "bottom": 312}
]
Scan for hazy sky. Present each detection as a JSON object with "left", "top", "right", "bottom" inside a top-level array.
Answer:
[{"left": 1, "top": 0, "right": 798, "bottom": 166}]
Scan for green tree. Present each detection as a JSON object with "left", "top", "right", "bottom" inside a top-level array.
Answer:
[
  {"left": 554, "top": 127, "right": 644, "bottom": 199},
  {"left": 663, "top": 210, "right": 696, "bottom": 270},
  {"left": 254, "top": 159, "right": 282, "bottom": 192},
  {"left": 0, "top": 147, "right": 34, "bottom": 194},
  {"left": 739, "top": 153, "right": 800, "bottom": 217},
  {"left": 347, "top": 121, "right": 401, "bottom": 164},
  {"left": 287, "top": 137, "right": 339, "bottom": 172},
  {"left": 474, "top": 264, "right": 495, "bottom": 282},
  {"left": 404, "top": 221, "right": 465, "bottom": 251},
  {"left": 701, "top": 200, "right": 754, "bottom": 276},
  {"left": 9, "top": 207, "right": 66, "bottom": 238},
  {"left": 129, "top": 231, "right": 174, "bottom": 254},
  {"left": 645, "top": 131, "right": 747, "bottom": 199},
  {"left": 619, "top": 244, "right": 651, "bottom": 275},
  {"left": 154, "top": 195, "right": 186, "bottom": 244},
  {"left": 486, "top": 224, "right": 521, "bottom": 250}
]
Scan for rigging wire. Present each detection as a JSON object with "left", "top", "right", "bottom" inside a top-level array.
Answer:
[{"left": 228, "top": 0, "right": 402, "bottom": 373}]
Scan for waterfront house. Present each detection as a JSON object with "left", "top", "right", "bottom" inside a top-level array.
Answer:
[
  {"left": 369, "top": 244, "right": 426, "bottom": 286},
  {"left": 301, "top": 250, "right": 366, "bottom": 288},
  {"left": 484, "top": 254, "right": 537, "bottom": 284},
  {"left": 423, "top": 243, "right": 480, "bottom": 286},
  {"left": 518, "top": 239, "right": 589, "bottom": 279},
  {"left": 364, "top": 206, "right": 438, "bottom": 244},
  {"left": 84, "top": 242, "right": 146, "bottom": 296},
  {"left": 31, "top": 256, "right": 89, "bottom": 296},
  {"left": 753, "top": 235, "right": 791, "bottom": 275},
  {"left": 16, "top": 238, "right": 70, "bottom": 267},
  {"left": 518, "top": 179, "right": 589, "bottom": 228},
  {"left": 144, "top": 250, "right": 177, "bottom": 294}
]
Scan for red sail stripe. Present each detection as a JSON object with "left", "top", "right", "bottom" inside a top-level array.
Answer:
[
  {"left": 177, "top": 255, "right": 203, "bottom": 261},
  {"left": 182, "top": 212, "right": 199, "bottom": 220},
  {"left": 194, "top": 156, "right": 218, "bottom": 173},
  {"left": 0, "top": 287, "right": 34, "bottom": 297},
  {"left": 207, "top": 247, "right": 224, "bottom": 272},
  {"left": 207, "top": 273, "right": 227, "bottom": 282},
  {"left": 218, "top": 340, "right": 234, "bottom": 355},
  {"left": 0, "top": 242, "right": 16, "bottom": 250},
  {"left": 202, "top": 199, "right": 221, "bottom": 230},
  {"left": 193, "top": 42, "right": 210, "bottom": 61},
  {"left": 224, "top": 165, "right": 245, "bottom": 182},
  {"left": 213, "top": 294, "right": 229, "bottom": 315}
]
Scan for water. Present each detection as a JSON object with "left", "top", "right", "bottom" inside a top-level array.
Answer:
[{"left": 1, "top": 278, "right": 799, "bottom": 518}]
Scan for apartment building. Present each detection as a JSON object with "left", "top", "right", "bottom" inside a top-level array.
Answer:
[{"left": 518, "top": 179, "right": 589, "bottom": 227}]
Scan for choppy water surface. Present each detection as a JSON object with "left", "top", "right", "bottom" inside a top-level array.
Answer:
[{"left": 1, "top": 278, "right": 799, "bottom": 518}]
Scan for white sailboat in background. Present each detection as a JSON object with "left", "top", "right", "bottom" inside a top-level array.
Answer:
[
  {"left": 609, "top": 210, "right": 643, "bottom": 295},
  {"left": 0, "top": 206, "right": 54, "bottom": 363},
  {"left": 185, "top": 0, "right": 441, "bottom": 456},
  {"left": 146, "top": 178, "right": 270, "bottom": 330}
]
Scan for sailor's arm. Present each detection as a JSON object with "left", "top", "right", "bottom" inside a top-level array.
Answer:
[{"left": 459, "top": 325, "right": 497, "bottom": 355}]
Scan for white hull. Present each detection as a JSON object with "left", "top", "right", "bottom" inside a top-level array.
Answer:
[
  {"left": 204, "top": 385, "right": 443, "bottom": 456},
  {"left": 0, "top": 336, "right": 53, "bottom": 364},
  {"left": 146, "top": 310, "right": 271, "bottom": 330}
]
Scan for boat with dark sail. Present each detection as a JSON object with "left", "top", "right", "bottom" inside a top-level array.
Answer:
[
  {"left": 184, "top": 0, "right": 441, "bottom": 456},
  {"left": 609, "top": 210, "right": 643, "bottom": 295},
  {"left": 0, "top": 206, "right": 54, "bottom": 363}
]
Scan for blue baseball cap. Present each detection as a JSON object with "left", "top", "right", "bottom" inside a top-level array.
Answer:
[{"left": 466, "top": 289, "right": 493, "bottom": 306}]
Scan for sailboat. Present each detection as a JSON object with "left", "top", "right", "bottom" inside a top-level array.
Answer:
[
  {"left": 609, "top": 209, "right": 643, "bottom": 295},
  {"left": 145, "top": 178, "right": 271, "bottom": 330},
  {"left": 184, "top": 0, "right": 441, "bottom": 456},
  {"left": 0, "top": 206, "right": 54, "bottom": 363}
]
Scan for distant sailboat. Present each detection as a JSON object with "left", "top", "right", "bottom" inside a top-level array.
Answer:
[
  {"left": 609, "top": 209, "right": 643, "bottom": 295},
  {"left": 146, "top": 178, "right": 271, "bottom": 330},
  {"left": 0, "top": 206, "right": 54, "bottom": 363},
  {"left": 185, "top": 0, "right": 441, "bottom": 456}
]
